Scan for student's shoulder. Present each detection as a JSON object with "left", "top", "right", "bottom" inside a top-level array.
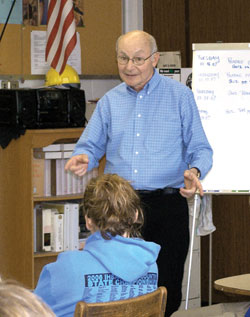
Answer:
[
  {"left": 40, "top": 251, "right": 93, "bottom": 279},
  {"left": 57, "top": 250, "right": 90, "bottom": 262}
]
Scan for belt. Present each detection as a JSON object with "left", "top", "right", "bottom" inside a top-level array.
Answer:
[{"left": 136, "top": 187, "right": 179, "bottom": 196}]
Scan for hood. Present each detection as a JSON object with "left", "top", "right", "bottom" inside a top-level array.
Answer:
[{"left": 84, "top": 231, "right": 160, "bottom": 283}]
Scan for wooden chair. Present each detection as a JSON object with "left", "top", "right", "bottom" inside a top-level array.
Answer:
[{"left": 74, "top": 286, "right": 167, "bottom": 317}]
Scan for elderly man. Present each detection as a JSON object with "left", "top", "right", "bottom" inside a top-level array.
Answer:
[{"left": 65, "top": 30, "right": 213, "bottom": 316}]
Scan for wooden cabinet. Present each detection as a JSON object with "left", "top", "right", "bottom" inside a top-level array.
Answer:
[
  {"left": 0, "top": 128, "right": 105, "bottom": 289},
  {"left": 201, "top": 195, "right": 250, "bottom": 304},
  {"left": 143, "top": 0, "right": 250, "bottom": 67}
]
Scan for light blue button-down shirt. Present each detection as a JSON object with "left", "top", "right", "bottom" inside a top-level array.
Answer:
[{"left": 73, "top": 70, "right": 213, "bottom": 190}]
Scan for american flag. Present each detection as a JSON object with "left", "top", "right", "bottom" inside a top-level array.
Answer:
[{"left": 46, "top": 0, "right": 77, "bottom": 75}]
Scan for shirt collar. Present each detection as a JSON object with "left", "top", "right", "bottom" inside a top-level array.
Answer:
[{"left": 126, "top": 69, "right": 162, "bottom": 95}]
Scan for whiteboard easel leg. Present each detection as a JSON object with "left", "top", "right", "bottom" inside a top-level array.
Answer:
[{"left": 185, "top": 193, "right": 199, "bottom": 310}]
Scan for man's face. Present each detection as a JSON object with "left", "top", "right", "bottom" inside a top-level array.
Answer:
[{"left": 117, "top": 34, "right": 159, "bottom": 92}]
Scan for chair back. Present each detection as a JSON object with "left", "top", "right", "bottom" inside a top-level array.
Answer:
[{"left": 74, "top": 286, "right": 167, "bottom": 317}]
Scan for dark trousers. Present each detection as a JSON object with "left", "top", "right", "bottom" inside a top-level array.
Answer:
[{"left": 138, "top": 191, "right": 190, "bottom": 317}]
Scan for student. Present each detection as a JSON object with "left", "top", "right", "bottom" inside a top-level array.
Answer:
[
  {"left": 65, "top": 30, "right": 213, "bottom": 316},
  {"left": 0, "top": 276, "right": 55, "bottom": 317},
  {"left": 171, "top": 302, "right": 250, "bottom": 317},
  {"left": 34, "top": 173, "right": 160, "bottom": 317}
]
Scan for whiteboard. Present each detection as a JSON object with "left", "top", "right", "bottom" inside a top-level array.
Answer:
[{"left": 192, "top": 43, "right": 250, "bottom": 193}]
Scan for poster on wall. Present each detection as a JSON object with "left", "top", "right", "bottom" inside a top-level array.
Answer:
[
  {"left": 73, "top": 0, "right": 84, "bottom": 27},
  {"left": 0, "top": 0, "right": 23, "bottom": 24},
  {"left": 31, "top": 30, "right": 82, "bottom": 74},
  {"left": 22, "top": 0, "right": 84, "bottom": 27},
  {"left": 23, "top": 0, "right": 39, "bottom": 26}
]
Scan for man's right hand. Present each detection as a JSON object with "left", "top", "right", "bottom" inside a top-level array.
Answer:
[{"left": 64, "top": 154, "right": 89, "bottom": 176}]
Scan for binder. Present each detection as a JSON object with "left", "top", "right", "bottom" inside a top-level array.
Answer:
[
  {"left": 32, "top": 158, "right": 45, "bottom": 196},
  {"left": 42, "top": 202, "right": 70, "bottom": 251},
  {"left": 68, "top": 203, "right": 80, "bottom": 251},
  {"left": 42, "top": 208, "right": 52, "bottom": 251},
  {"left": 51, "top": 210, "right": 64, "bottom": 252}
]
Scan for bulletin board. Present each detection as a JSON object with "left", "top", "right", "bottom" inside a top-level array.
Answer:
[{"left": 0, "top": 0, "right": 121, "bottom": 76}]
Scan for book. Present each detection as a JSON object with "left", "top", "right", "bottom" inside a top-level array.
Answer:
[
  {"left": 63, "top": 204, "right": 70, "bottom": 251},
  {"left": 77, "top": 174, "right": 84, "bottom": 194},
  {"left": 61, "top": 159, "right": 68, "bottom": 195},
  {"left": 51, "top": 210, "right": 64, "bottom": 252},
  {"left": 50, "top": 160, "right": 57, "bottom": 196},
  {"left": 67, "top": 203, "right": 80, "bottom": 251},
  {"left": 33, "top": 151, "right": 64, "bottom": 160},
  {"left": 80, "top": 173, "right": 88, "bottom": 193},
  {"left": 34, "top": 204, "right": 44, "bottom": 252},
  {"left": 66, "top": 170, "right": 73, "bottom": 195},
  {"left": 62, "top": 143, "right": 76, "bottom": 151},
  {"left": 42, "top": 208, "right": 52, "bottom": 252},
  {"left": 32, "top": 158, "right": 45, "bottom": 196},
  {"left": 38, "top": 144, "right": 61, "bottom": 152},
  {"left": 50, "top": 159, "right": 66, "bottom": 196},
  {"left": 34, "top": 205, "right": 41, "bottom": 252},
  {"left": 34, "top": 207, "right": 37, "bottom": 252},
  {"left": 44, "top": 159, "right": 51, "bottom": 196},
  {"left": 72, "top": 174, "right": 79, "bottom": 194},
  {"left": 42, "top": 202, "right": 70, "bottom": 251},
  {"left": 62, "top": 151, "right": 73, "bottom": 159},
  {"left": 33, "top": 150, "right": 72, "bottom": 160},
  {"left": 92, "top": 167, "right": 99, "bottom": 179},
  {"left": 56, "top": 159, "right": 62, "bottom": 195},
  {"left": 34, "top": 143, "right": 73, "bottom": 159},
  {"left": 35, "top": 143, "right": 76, "bottom": 152},
  {"left": 34, "top": 159, "right": 98, "bottom": 197}
]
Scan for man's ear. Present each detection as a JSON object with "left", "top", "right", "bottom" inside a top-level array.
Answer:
[{"left": 153, "top": 52, "right": 160, "bottom": 68}]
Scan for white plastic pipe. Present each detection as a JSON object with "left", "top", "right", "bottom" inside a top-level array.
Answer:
[{"left": 185, "top": 192, "right": 199, "bottom": 310}]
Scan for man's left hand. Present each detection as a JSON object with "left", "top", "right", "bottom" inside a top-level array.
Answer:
[{"left": 180, "top": 169, "right": 204, "bottom": 198}]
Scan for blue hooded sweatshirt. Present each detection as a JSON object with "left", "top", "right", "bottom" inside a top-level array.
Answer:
[
  {"left": 34, "top": 231, "right": 161, "bottom": 317},
  {"left": 246, "top": 306, "right": 250, "bottom": 317}
]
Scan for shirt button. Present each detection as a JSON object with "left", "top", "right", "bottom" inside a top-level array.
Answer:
[
  {"left": 139, "top": 95, "right": 143, "bottom": 99},
  {"left": 138, "top": 114, "right": 141, "bottom": 118},
  {"left": 135, "top": 151, "right": 139, "bottom": 155},
  {"left": 134, "top": 169, "right": 138, "bottom": 173},
  {"left": 136, "top": 133, "right": 140, "bottom": 137}
]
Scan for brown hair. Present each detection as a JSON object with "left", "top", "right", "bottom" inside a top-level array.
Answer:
[
  {"left": 0, "top": 276, "right": 55, "bottom": 317},
  {"left": 83, "top": 174, "right": 144, "bottom": 240}
]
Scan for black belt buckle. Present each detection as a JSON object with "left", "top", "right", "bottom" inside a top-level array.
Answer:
[
  {"left": 162, "top": 187, "right": 179, "bottom": 195},
  {"left": 136, "top": 187, "right": 179, "bottom": 196}
]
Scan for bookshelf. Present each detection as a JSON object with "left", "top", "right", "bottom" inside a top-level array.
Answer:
[{"left": 0, "top": 128, "right": 105, "bottom": 289}]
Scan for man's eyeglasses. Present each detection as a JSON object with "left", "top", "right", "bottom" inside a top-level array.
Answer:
[{"left": 117, "top": 52, "right": 157, "bottom": 66}]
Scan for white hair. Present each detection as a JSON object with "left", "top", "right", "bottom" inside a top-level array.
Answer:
[{"left": 116, "top": 30, "right": 158, "bottom": 56}]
